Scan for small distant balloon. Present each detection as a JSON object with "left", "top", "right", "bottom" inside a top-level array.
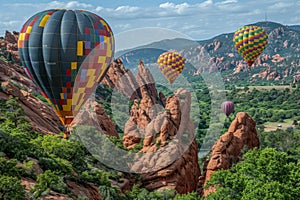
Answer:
[
  {"left": 18, "top": 9, "right": 115, "bottom": 125},
  {"left": 157, "top": 51, "right": 185, "bottom": 84},
  {"left": 221, "top": 101, "right": 235, "bottom": 117},
  {"left": 233, "top": 25, "right": 268, "bottom": 66}
]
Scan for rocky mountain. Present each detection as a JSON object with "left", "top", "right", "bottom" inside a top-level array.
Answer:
[
  {"left": 99, "top": 59, "right": 201, "bottom": 193},
  {"left": 200, "top": 112, "right": 259, "bottom": 197},
  {"left": 117, "top": 21, "right": 300, "bottom": 85},
  {"left": 0, "top": 29, "right": 261, "bottom": 198},
  {"left": 0, "top": 33, "right": 62, "bottom": 135}
]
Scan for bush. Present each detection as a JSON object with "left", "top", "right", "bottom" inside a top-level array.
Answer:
[
  {"left": 79, "top": 170, "right": 111, "bottom": 186},
  {"left": 30, "top": 135, "right": 87, "bottom": 170},
  {"left": 31, "top": 170, "right": 69, "bottom": 198},
  {"left": 0, "top": 175, "right": 26, "bottom": 199},
  {"left": 38, "top": 157, "right": 72, "bottom": 175},
  {"left": 205, "top": 148, "right": 300, "bottom": 200},
  {"left": 0, "top": 157, "right": 24, "bottom": 178},
  {"left": 0, "top": 129, "right": 31, "bottom": 160}
]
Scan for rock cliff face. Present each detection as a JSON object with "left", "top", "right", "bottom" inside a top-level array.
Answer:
[
  {"left": 70, "top": 99, "right": 118, "bottom": 138},
  {"left": 0, "top": 31, "right": 20, "bottom": 63},
  {"left": 101, "top": 58, "right": 141, "bottom": 100},
  {"left": 122, "top": 61, "right": 165, "bottom": 148},
  {"left": 1, "top": 81, "right": 62, "bottom": 135},
  {"left": 129, "top": 88, "right": 200, "bottom": 194},
  {"left": 103, "top": 58, "right": 201, "bottom": 194},
  {"left": 137, "top": 89, "right": 200, "bottom": 194},
  {"left": 201, "top": 112, "right": 259, "bottom": 197},
  {"left": 21, "top": 177, "right": 103, "bottom": 200}
]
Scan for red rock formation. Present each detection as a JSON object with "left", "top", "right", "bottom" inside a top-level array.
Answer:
[
  {"left": 101, "top": 58, "right": 141, "bottom": 100},
  {"left": 127, "top": 88, "right": 200, "bottom": 194},
  {"left": 272, "top": 54, "right": 285, "bottom": 63},
  {"left": 21, "top": 178, "right": 103, "bottom": 200},
  {"left": 136, "top": 60, "right": 158, "bottom": 102},
  {"left": 66, "top": 181, "right": 102, "bottom": 200},
  {"left": 140, "top": 139, "right": 200, "bottom": 194},
  {"left": 1, "top": 81, "right": 62, "bottom": 135},
  {"left": 70, "top": 99, "right": 118, "bottom": 138},
  {"left": 201, "top": 112, "right": 259, "bottom": 197},
  {"left": 213, "top": 40, "right": 221, "bottom": 51},
  {"left": 123, "top": 61, "right": 165, "bottom": 148},
  {"left": 0, "top": 61, "right": 39, "bottom": 93},
  {"left": 233, "top": 61, "right": 248, "bottom": 74},
  {"left": 293, "top": 75, "right": 300, "bottom": 84},
  {"left": 0, "top": 31, "right": 20, "bottom": 63},
  {"left": 141, "top": 95, "right": 181, "bottom": 152}
]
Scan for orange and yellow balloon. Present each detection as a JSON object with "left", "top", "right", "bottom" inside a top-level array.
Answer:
[
  {"left": 233, "top": 25, "right": 268, "bottom": 66},
  {"left": 157, "top": 51, "right": 185, "bottom": 84}
]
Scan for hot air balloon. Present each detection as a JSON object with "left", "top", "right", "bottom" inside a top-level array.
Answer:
[
  {"left": 221, "top": 101, "right": 234, "bottom": 117},
  {"left": 18, "top": 9, "right": 115, "bottom": 137},
  {"left": 233, "top": 25, "right": 268, "bottom": 67},
  {"left": 157, "top": 51, "right": 185, "bottom": 84}
]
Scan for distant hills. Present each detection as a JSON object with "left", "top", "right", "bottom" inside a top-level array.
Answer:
[
  {"left": 289, "top": 25, "right": 300, "bottom": 32},
  {"left": 117, "top": 21, "right": 300, "bottom": 85}
]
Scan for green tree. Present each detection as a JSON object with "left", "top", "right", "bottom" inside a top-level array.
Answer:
[
  {"left": 205, "top": 148, "right": 300, "bottom": 200},
  {"left": 31, "top": 170, "right": 68, "bottom": 198},
  {"left": 173, "top": 192, "right": 199, "bottom": 200},
  {"left": 3, "top": 96, "right": 27, "bottom": 128},
  {"left": 0, "top": 175, "right": 26, "bottom": 199}
]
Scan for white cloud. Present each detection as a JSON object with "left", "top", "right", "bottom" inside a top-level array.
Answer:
[
  {"left": 115, "top": 24, "right": 131, "bottom": 30},
  {"left": 115, "top": 6, "right": 139, "bottom": 13},
  {"left": 272, "top": 2, "right": 294, "bottom": 9},
  {"left": 216, "top": 0, "right": 238, "bottom": 5},
  {"left": 47, "top": 1, "right": 93, "bottom": 9},
  {"left": 159, "top": 2, "right": 190, "bottom": 14},
  {"left": 0, "top": 20, "right": 20, "bottom": 26},
  {"left": 159, "top": 2, "right": 175, "bottom": 9},
  {"left": 198, "top": 0, "right": 213, "bottom": 8},
  {"left": 1, "top": 0, "right": 300, "bottom": 43},
  {"left": 95, "top": 6, "right": 103, "bottom": 12}
]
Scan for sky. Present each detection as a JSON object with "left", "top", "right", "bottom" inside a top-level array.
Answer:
[{"left": 1, "top": 0, "right": 300, "bottom": 50}]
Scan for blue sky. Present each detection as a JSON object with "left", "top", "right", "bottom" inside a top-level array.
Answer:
[{"left": 1, "top": 0, "right": 300, "bottom": 49}]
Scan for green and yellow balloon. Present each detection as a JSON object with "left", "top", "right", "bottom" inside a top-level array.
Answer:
[{"left": 233, "top": 25, "right": 268, "bottom": 66}]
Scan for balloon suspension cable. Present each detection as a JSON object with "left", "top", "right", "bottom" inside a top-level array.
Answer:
[{"left": 63, "top": 125, "right": 71, "bottom": 139}]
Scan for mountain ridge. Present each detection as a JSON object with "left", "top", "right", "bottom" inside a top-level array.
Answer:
[{"left": 117, "top": 21, "right": 300, "bottom": 85}]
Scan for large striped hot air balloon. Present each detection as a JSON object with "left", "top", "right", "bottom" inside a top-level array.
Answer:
[
  {"left": 233, "top": 25, "right": 268, "bottom": 66},
  {"left": 157, "top": 51, "right": 185, "bottom": 84},
  {"left": 18, "top": 9, "right": 115, "bottom": 133},
  {"left": 221, "top": 101, "right": 235, "bottom": 117}
]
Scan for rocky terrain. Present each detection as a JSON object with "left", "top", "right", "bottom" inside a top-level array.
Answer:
[
  {"left": 101, "top": 59, "right": 201, "bottom": 193},
  {"left": 0, "top": 30, "right": 262, "bottom": 198},
  {"left": 200, "top": 112, "right": 259, "bottom": 197},
  {"left": 0, "top": 31, "right": 62, "bottom": 134},
  {"left": 118, "top": 21, "right": 300, "bottom": 85},
  {"left": 0, "top": 31, "right": 20, "bottom": 63}
]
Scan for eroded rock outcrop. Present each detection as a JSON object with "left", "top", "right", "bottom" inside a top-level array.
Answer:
[
  {"left": 0, "top": 31, "right": 20, "bottom": 63},
  {"left": 21, "top": 178, "right": 103, "bottom": 200},
  {"left": 122, "top": 61, "right": 165, "bottom": 148},
  {"left": 201, "top": 112, "right": 259, "bottom": 197},
  {"left": 136, "top": 60, "right": 158, "bottom": 102},
  {"left": 1, "top": 81, "right": 62, "bottom": 135},
  {"left": 70, "top": 99, "right": 118, "bottom": 138},
  {"left": 101, "top": 58, "right": 141, "bottom": 100},
  {"left": 127, "top": 88, "right": 200, "bottom": 194}
]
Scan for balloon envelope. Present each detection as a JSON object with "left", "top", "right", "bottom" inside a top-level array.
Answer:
[
  {"left": 18, "top": 9, "right": 115, "bottom": 125},
  {"left": 233, "top": 25, "right": 268, "bottom": 66},
  {"left": 221, "top": 101, "right": 234, "bottom": 117},
  {"left": 157, "top": 51, "right": 185, "bottom": 84}
]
